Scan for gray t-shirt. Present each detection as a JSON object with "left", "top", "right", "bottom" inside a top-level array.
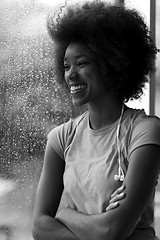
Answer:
[{"left": 48, "top": 107, "right": 160, "bottom": 239}]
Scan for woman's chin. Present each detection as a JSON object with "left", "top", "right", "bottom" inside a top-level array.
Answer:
[{"left": 72, "top": 98, "right": 86, "bottom": 107}]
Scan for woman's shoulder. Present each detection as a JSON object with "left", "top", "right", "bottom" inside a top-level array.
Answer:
[
  {"left": 125, "top": 107, "right": 160, "bottom": 129},
  {"left": 131, "top": 108, "right": 160, "bottom": 132},
  {"left": 124, "top": 107, "right": 160, "bottom": 159},
  {"left": 47, "top": 111, "right": 88, "bottom": 158},
  {"left": 124, "top": 107, "right": 160, "bottom": 142},
  {"left": 48, "top": 111, "right": 88, "bottom": 139},
  {"left": 126, "top": 108, "right": 160, "bottom": 150}
]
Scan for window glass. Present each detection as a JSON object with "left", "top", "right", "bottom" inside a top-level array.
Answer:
[{"left": 0, "top": 1, "right": 74, "bottom": 239}]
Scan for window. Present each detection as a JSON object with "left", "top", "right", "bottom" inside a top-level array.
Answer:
[{"left": 0, "top": 1, "right": 73, "bottom": 239}]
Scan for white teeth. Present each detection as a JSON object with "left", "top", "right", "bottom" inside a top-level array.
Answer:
[{"left": 70, "top": 85, "right": 86, "bottom": 91}]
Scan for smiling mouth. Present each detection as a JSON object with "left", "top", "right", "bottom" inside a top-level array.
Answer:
[{"left": 70, "top": 84, "right": 87, "bottom": 94}]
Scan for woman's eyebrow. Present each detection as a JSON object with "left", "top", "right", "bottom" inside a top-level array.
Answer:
[{"left": 64, "top": 54, "right": 88, "bottom": 61}]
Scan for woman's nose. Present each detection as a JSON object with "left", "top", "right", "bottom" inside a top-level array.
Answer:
[{"left": 68, "top": 67, "right": 78, "bottom": 80}]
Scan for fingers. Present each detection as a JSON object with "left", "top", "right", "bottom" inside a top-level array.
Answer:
[
  {"left": 106, "top": 185, "right": 126, "bottom": 212},
  {"left": 111, "top": 185, "right": 125, "bottom": 199},
  {"left": 106, "top": 201, "right": 119, "bottom": 211},
  {"left": 109, "top": 192, "right": 125, "bottom": 204}
]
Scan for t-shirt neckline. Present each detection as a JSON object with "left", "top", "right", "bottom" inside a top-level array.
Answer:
[{"left": 86, "top": 107, "right": 131, "bottom": 136}]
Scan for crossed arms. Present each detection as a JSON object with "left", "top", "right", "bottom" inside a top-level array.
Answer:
[{"left": 32, "top": 142, "right": 160, "bottom": 240}]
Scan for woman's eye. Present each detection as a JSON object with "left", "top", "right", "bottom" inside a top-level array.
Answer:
[{"left": 77, "top": 61, "right": 90, "bottom": 67}]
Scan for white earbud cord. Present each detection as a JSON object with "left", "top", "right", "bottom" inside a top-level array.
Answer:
[{"left": 114, "top": 104, "right": 125, "bottom": 182}]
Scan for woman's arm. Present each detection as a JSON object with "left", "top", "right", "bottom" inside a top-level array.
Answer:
[
  {"left": 32, "top": 142, "right": 79, "bottom": 240},
  {"left": 32, "top": 215, "right": 79, "bottom": 240},
  {"left": 56, "top": 144, "right": 160, "bottom": 240}
]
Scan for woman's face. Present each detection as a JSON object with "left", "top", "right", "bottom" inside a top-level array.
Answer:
[{"left": 64, "top": 42, "right": 107, "bottom": 106}]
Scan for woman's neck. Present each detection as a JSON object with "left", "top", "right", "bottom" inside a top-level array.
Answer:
[{"left": 87, "top": 97, "right": 124, "bottom": 130}]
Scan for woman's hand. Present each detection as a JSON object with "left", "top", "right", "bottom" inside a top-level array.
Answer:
[{"left": 106, "top": 185, "right": 126, "bottom": 211}]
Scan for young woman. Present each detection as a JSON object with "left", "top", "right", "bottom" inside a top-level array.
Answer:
[{"left": 32, "top": 1, "right": 160, "bottom": 240}]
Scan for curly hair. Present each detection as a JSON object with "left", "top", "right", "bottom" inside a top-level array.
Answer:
[{"left": 47, "top": 1, "right": 157, "bottom": 102}]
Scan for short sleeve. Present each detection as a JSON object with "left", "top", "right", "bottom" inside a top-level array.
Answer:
[
  {"left": 47, "top": 120, "right": 71, "bottom": 160},
  {"left": 128, "top": 115, "right": 160, "bottom": 157}
]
